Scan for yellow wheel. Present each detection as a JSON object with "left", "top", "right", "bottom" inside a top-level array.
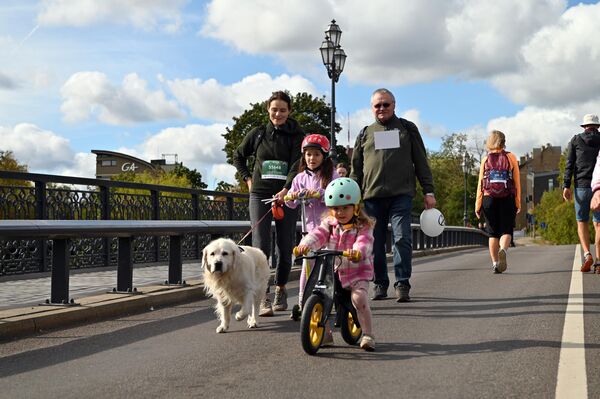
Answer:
[
  {"left": 340, "top": 308, "right": 362, "bottom": 345},
  {"left": 300, "top": 295, "right": 325, "bottom": 355}
]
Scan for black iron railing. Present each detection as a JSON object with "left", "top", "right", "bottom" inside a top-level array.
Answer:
[{"left": 0, "top": 171, "right": 487, "bottom": 277}]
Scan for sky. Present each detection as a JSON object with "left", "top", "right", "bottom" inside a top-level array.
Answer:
[{"left": 2, "top": 0, "right": 600, "bottom": 189}]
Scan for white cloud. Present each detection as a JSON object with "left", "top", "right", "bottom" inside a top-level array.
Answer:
[
  {"left": 60, "top": 72, "right": 185, "bottom": 125},
  {"left": 37, "top": 0, "right": 186, "bottom": 32},
  {"left": 202, "top": 0, "right": 566, "bottom": 85},
  {"left": 493, "top": 3, "right": 600, "bottom": 107},
  {"left": 0, "top": 123, "right": 75, "bottom": 170},
  {"left": 167, "top": 72, "right": 319, "bottom": 122},
  {"left": 484, "top": 106, "right": 581, "bottom": 158},
  {"left": 211, "top": 163, "right": 237, "bottom": 185},
  {"left": 138, "top": 123, "right": 229, "bottom": 169}
]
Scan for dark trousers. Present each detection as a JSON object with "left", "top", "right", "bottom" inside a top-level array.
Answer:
[
  {"left": 249, "top": 193, "right": 298, "bottom": 286},
  {"left": 364, "top": 195, "right": 413, "bottom": 289}
]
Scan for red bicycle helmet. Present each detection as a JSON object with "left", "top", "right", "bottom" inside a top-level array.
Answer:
[{"left": 301, "top": 134, "right": 331, "bottom": 154}]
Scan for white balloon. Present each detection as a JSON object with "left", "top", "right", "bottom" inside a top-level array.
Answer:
[{"left": 420, "top": 208, "right": 445, "bottom": 237}]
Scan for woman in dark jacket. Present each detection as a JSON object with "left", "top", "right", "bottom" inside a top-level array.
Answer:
[{"left": 233, "top": 91, "right": 304, "bottom": 316}]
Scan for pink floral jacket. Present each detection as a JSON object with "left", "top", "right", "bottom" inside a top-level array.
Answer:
[{"left": 298, "top": 215, "right": 374, "bottom": 288}]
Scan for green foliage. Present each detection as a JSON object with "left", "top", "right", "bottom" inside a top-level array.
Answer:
[
  {"left": 425, "top": 133, "right": 478, "bottom": 226},
  {"left": 535, "top": 188, "right": 579, "bottom": 244},
  {"left": 111, "top": 170, "right": 194, "bottom": 197},
  {"left": 222, "top": 91, "right": 340, "bottom": 190},
  {"left": 0, "top": 150, "right": 30, "bottom": 186},
  {"left": 215, "top": 181, "right": 235, "bottom": 192},
  {"left": 173, "top": 164, "right": 207, "bottom": 189}
]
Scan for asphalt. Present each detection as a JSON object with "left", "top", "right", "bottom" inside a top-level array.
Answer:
[{"left": 0, "top": 243, "right": 493, "bottom": 341}]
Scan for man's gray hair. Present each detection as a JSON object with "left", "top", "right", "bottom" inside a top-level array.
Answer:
[{"left": 371, "top": 88, "right": 395, "bottom": 103}]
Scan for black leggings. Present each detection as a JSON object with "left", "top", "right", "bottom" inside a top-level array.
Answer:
[{"left": 249, "top": 193, "right": 299, "bottom": 286}]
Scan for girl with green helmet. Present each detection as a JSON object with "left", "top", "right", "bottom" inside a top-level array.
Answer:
[{"left": 295, "top": 177, "right": 377, "bottom": 351}]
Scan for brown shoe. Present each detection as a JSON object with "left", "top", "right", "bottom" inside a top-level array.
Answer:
[{"left": 581, "top": 253, "right": 593, "bottom": 272}]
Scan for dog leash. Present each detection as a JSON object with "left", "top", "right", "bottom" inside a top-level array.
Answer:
[{"left": 237, "top": 206, "right": 273, "bottom": 246}]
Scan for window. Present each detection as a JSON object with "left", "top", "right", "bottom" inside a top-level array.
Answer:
[{"left": 101, "top": 160, "right": 117, "bottom": 166}]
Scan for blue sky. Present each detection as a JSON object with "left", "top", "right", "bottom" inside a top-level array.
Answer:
[{"left": 2, "top": 0, "right": 600, "bottom": 188}]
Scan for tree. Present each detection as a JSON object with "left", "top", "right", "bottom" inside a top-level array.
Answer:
[
  {"left": 222, "top": 92, "right": 342, "bottom": 191},
  {"left": 423, "top": 133, "right": 478, "bottom": 226},
  {"left": 0, "top": 150, "right": 30, "bottom": 186},
  {"left": 173, "top": 164, "right": 208, "bottom": 189},
  {"left": 111, "top": 169, "right": 194, "bottom": 197}
]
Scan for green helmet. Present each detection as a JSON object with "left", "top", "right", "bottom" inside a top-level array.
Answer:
[{"left": 325, "top": 178, "right": 361, "bottom": 206}]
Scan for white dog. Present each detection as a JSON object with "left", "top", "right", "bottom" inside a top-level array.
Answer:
[{"left": 202, "top": 238, "right": 270, "bottom": 333}]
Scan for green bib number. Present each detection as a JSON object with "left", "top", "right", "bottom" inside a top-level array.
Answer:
[{"left": 262, "top": 160, "right": 288, "bottom": 180}]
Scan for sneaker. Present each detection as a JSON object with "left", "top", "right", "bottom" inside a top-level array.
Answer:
[
  {"left": 493, "top": 265, "right": 500, "bottom": 274},
  {"left": 371, "top": 284, "right": 388, "bottom": 300},
  {"left": 497, "top": 248, "right": 508, "bottom": 273},
  {"left": 581, "top": 253, "right": 593, "bottom": 272},
  {"left": 360, "top": 334, "right": 375, "bottom": 351},
  {"left": 596, "top": 264, "right": 600, "bottom": 275},
  {"left": 321, "top": 331, "right": 334, "bottom": 347},
  {"left": 396, "top": 285, "right": 411, "bottom": 303},
  {"left": 259, "top": 296, "right": 274, "bottom": 317},
  {"left": 273, "top": 287, "right": 288, "bottom": 311}
]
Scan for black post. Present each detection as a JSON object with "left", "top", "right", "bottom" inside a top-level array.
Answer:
[
  {"left": 35, "top": 181, "right": 49, "bottom": 273},
  {"left": 330, "top": 68, "right": 337, "bottom": 163},
  {"left": 50, "top": 239, "right": 70, "bottom": 304},
  {"left": 117, "top": 237, "right": 133, "bottom": 292},
  {"left": 463, "top": 170, "right": 468, "bottom": 227},
  {"left": 168, "top": 235, "right": 183, "bottom": 284}
]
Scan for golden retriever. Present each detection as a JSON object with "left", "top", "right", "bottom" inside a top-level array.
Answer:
[{"left": 202, "top": 238, "right": 270, "bottom": 333}]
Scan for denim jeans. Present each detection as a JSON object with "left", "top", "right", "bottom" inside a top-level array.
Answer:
[
  {"left": 364, "top": 195, "right": 413, "bottom": 289},
  {"left": 249, "top": 193, "right": 299, "bottom": 286}
]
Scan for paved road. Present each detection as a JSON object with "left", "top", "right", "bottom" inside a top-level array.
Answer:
[{"left": 1, "top": 244, "right": 599, "bottom": 398}]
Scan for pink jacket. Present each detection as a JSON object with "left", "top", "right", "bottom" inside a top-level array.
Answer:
[
  {"left": 285, "top": 169, "right": 339, "bottom": 232},
  {"left": 298, "top": 215, "right": 374, "bottom": 288},
  {"left": 593, "top": 152, "right": 600, "bottom": 193}
]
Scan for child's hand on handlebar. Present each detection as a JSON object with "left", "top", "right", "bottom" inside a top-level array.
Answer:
[
  {"left": 345, "top": 249, "right": 361, "bottom": 262},
  {"left": 293, "top": 245, "right": 311, "bottom": 257}
]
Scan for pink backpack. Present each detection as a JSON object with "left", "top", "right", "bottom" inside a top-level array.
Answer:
[{"left": 483, "top": 151, "right": 515, "bottom": 198}]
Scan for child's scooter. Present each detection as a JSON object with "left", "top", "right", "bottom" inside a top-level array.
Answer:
[
  {"left": 293, "top": 247, "right": 363, "bottom": 355},
  {"left": 281, "top": 190, "right": 321, "bottom": 321}
]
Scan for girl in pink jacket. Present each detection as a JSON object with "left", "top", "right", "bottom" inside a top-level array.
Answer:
[
  {"left": 296, "top": 177, "right": 376, "bottom": 351},
  {"left": 285, "top": 134, "right": 338, "bottom": 309}
]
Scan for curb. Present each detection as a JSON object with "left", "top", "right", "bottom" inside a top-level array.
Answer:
[{"left": 0, "top": 246, "right": 472, "bottom": 341}]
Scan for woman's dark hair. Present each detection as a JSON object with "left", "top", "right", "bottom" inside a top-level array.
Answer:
[
  {"left": 298, "top": 155, "right": 334, "bottom": 189},
  {"left": 267, "top": 91, "right": 292, "bottom": 110}
]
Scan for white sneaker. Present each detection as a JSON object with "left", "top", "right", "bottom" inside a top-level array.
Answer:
[
  {"left": 360, "top": 334, "right": 375, "bottom": 351},
  {"left": 497, "top": 248, "right": 507, "bottom": 273}
]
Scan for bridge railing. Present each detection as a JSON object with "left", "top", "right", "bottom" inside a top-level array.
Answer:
[
  {"left": 0, "top": 219, "right": 487, "bottom": 304},
  {"left": 0, "top": 171, "right": 487, "bottom": 278}
]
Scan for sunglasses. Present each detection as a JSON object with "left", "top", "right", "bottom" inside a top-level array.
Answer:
[{"left": 373, "top": 102, "right": 392, "bottom": 109}]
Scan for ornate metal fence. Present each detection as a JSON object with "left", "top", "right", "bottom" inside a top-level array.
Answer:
[
  {"left": 0, "top": 171, "right": 488, "bottom": 277},
  {"left": 0, "top": 171, "right": 249, "bottom": 276}
]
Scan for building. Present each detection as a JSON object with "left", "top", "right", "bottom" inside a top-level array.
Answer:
[
  {"left": 518, "top": 143, "right": 562, "bottom": 229},
  {"left": 92, "top": 150, "right": 180, "bottom": 180}
]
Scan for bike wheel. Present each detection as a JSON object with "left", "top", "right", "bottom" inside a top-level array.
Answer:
[
  {"left": 300, "top": 295, "right": 325, "bottom": 355},
  {"left": 339, "top": 307, "right": 362, "bottom": 346}
]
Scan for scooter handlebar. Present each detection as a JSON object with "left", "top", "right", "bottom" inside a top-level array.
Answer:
[{"left": 284, "top": 191, "right": 321, "bottom": 202}]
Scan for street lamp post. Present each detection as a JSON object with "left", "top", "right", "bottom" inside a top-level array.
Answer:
[
  {"left": 462, "top": 152, "right": 469, "bottom": 227},
  {"left": 319, "top": 19, "right": 347, "bottom": 163}
]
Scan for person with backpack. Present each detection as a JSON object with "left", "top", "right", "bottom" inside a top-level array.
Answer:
[
  {"left": 350, "top": 88, "right": 435, "bottom": 302},
  {"left": 232, "top": 91, "right": 305, "bottom": 316},
  {"left": 563, "top": 114, "right": 600, "bottom": 273},
  {"left": 475, "top": 130, "right": 521, "bottom": 274}
]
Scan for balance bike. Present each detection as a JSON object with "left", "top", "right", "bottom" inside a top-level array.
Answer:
[{"left": 293, "top": 248, "right": 362, "bottom": 355}]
